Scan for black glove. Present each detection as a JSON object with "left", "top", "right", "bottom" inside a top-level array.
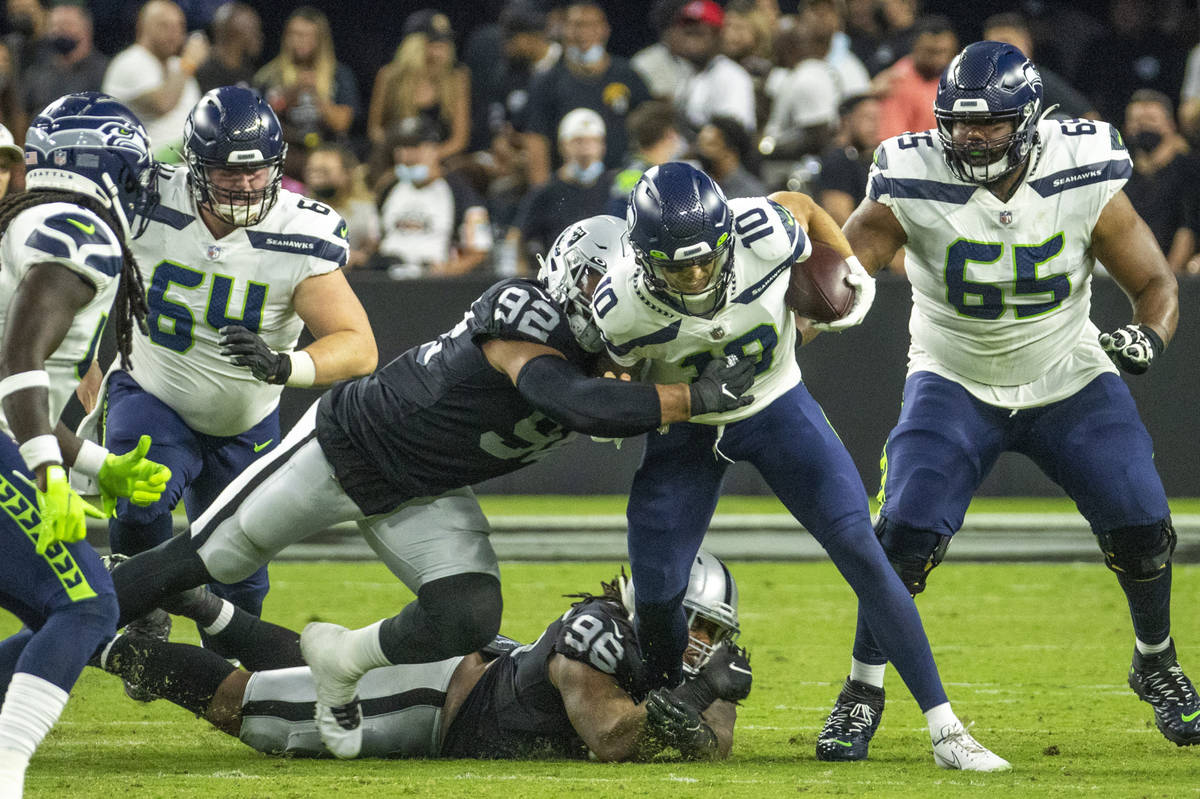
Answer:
[
  {"left": 671, "top": 641, "right": 753, "bottom": 709},
  {"left": 644, "top": 688, "right": 719, "bottom": 759},
  {"left": 1098, "top": 324, "right": 1164, "bottom": 375},
  {"left": 219, "top": 325, "right": 291, "bottom": 384},
  {"left": 689, "top": 355, "right": 755, "bottom": 416}
]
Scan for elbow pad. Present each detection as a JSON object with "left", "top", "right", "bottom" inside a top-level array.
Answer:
[{"left": 515, "top": 354, "right": 662, "bottom": 438}]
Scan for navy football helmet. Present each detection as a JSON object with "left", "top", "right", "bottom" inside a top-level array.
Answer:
[
  {"left": 934, "top": 41, "right": 1043, "bottom": 184},
  {"left": 626, "top": 162, "right": 733, "bottom": 317},
  {"left": 537, "top": 214, "right": 626, "bottom": 353},
  {"left": 184, "top": 86, "right": 286, "bottom": 226},
  {"left": 24, "top": 92, "right": 158, "bottom": 239}
]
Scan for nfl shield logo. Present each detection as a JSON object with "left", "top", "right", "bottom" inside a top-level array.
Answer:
[
  {"left": 52, "top": 150, "right": 68, "bottom": 166},
  {"left": 206, "top": 245, "right": 222, "bottom": 260},
  {"left": 999, "top": 210, "right": 1013, "bottom": 225}
]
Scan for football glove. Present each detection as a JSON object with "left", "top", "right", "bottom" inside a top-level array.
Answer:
[
  {"left": 812, "top": 256, "right": 876, "bottom": 332},
  {"left": 96, "top": 435, "right": 171, "bottom": 515},
  {"left": 219, "top": 325, "right": 292, "bottom": 384},
  {"left": 644, "top": 689, "right": 719, "bottom": 759},
  {"left": 34, "top": 465, "right": 105, "bottom": 555},
  {"left": 672, "top": 641, "right": 753, "bottom": 709},
  {"left": 1099, "top": 324, "right": 1164, "bottom": 375},
  {"left": 689, "top": 355, "right": 755, "bottom": 416}
]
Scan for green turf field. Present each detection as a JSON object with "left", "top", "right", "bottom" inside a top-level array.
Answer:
[{"left": 9, "top": 558, "right": 1199, "bottom": 798}]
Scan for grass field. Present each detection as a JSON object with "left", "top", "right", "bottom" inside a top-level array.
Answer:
[{"left": 8, "top": 554, "right": 1200, "bottom": 798}]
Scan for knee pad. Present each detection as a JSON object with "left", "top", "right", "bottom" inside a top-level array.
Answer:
[
  {"left": 418, "top": 572, "right": 503, "bottom": 655},
  {"left": 874, "top": 516, "right": 952, "bottom": 596},
  {"left": 1096, "top": 518, "right": 1176, "bottom": 581}
]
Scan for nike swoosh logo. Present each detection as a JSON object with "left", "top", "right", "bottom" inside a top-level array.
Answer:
[
  {"left": 832, "top": 739, "right": 853, "bottom": 747},
  {"left": 67, "top": 217, "right": 96, "bottom": 235},
  {"left": 729, "top": 664, "right": 752, "bottom": 675},
  {"left": 1183, "top": 709, "right": 1200, "bottom": 722},
  {"left": 253, "top": 439, "right": 273, "bottom": 452}
]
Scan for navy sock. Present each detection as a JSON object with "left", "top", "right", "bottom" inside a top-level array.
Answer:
[
  {"left": 851, "top": 609, "right": 890, "bottom": 666},
  {"left": 1117, "top": 564, "right": 1173, "bottom": 646},
  {"left": 108, "top": 512, "right": 174, "bottom": 556},
  {"left": 635, "top": 588, "right": 689, "bottom": 690}
]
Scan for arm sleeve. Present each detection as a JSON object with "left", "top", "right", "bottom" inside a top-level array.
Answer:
[{"left": 515, "top": 354, "right": 663, "bottom": 438}]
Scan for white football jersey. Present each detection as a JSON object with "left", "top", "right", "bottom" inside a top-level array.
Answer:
[
  {"left": 123, "top": 166, "right": 348, "bottom": 436},
  {"left": 0, "top": 203, "right": 122, "bottom": 436},
  {"left": 870, "top": 119, "right": 1128, "bottom": 407},
  {"left": 595, "top": 196, "right": 811, "bottom": 424}
]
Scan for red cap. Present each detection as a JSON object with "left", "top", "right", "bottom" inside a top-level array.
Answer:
[{"left": 677, "top": 0, "right": 724, "bottom": 28}]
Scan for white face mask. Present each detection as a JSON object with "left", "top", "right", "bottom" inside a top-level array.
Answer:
[
  {"left": 567, "top": 43, "right": 604, "bottom": 66},
  {"left": 394, "top": 163, "right": 430, "bottom": 184},
  {"left": 566, "top": 160, "right": 605, "bottom": 185}
]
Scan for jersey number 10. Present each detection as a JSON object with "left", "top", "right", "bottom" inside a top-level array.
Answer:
[{"left": 147, "top": 260, "right": 268, "bottom": 352}]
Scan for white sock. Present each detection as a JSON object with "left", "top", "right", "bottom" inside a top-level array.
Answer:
[
  {"left": 1136, "top": 636, "right": 1171, "bottom": 656},
  {"left": 0, "top": 748, "right": 29, "bottom": 799},
  {"left": 924, "top": 702, "right": 959, "bottom": 739},
  {"left": 0, "top": 673, "right": 70, "bottom": 761},
  {"left": 200, "top": 599, "right": 236, "bottom": 636},
  {"left": 343, "top": 620, "right": 390, "bottom": 673},
  {"left": 850, "top": 658, "right": 886, "bottom": 688}
]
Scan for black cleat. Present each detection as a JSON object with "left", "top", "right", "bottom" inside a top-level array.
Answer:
[
  {"left": 816, "top": 677, "right": 885, "bottom": 761},
  {"left": 1129, "top": 641, "right": 1200, "bottom": 746},
  {"left": 121, "top": 608, "right": 171, "bottom": 702}
]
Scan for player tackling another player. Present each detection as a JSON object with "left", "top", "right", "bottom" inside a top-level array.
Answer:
[{"left": 814, "top": 41, "right": 1199, "bottom": 758}]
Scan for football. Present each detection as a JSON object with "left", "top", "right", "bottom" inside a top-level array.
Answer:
[{"left": 784, "top": 241, "right": 855, "bottom": 324}]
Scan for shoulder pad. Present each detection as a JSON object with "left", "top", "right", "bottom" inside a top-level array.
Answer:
[
  {"left": 552, "top": 598, "right": 640, "bottom": 678},
  {"left": 244, "top": 190, "right": 349, "bottom": 268},
  {"left": 1026, "top": 118, "right": 1132, "bottom": 198},
  {"left": 470, "top": 278, "right": 574, "bottom": 351},
  {"left": 730, "top": 196, "right": 804, "bottom": 266},
  {"left": 17, "top": 204, "right": 122, "bottom": 278}
]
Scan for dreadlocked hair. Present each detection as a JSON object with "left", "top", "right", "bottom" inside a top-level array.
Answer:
[
  {"left": 0, "top": 189, "right": 148, "bottom": 371},
  {"left": 564, "top": 567, "right": 633, "bottom": 618}
]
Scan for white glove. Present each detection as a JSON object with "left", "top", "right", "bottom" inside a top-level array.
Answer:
[{"left": 812, "top": 256, "right": 876, "bottom": 332}]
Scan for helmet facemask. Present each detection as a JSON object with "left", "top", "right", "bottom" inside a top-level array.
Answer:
[
  {"left": 188, "top": 154, "right": 285, "bottom": 227},
  {"left": 935, "top": 101, "right": 1038, "bottom": 184},
  {"left": 537, "top": 215, "right": 626, "bottom": 352},
  {"left": 680, "top": 550, "right": 741, "bottom": 675},
  {"left": 636, "top": 237, "right": 733, "bottom": 318}
]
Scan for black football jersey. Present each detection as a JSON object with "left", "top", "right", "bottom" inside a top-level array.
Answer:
[
  {"left": 441, "top": 596, "right": 646, "bottom": 759},
  {"left": 316, "top": 278, "right": 591, "bottom": 515}
]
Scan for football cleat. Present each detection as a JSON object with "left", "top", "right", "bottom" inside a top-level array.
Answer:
[
  {"left": 301, "top": 622, "right": 365, "bottom": 759},
  {"left": 1128, "top": 641, "right": 1200, "bottom": 746},
  {"left": 815, "top": 677, "right": 885, "bottom": 761},
  {"left": 931, "top": 722, "right": 1011, "bottom": 771},
  {"left": 121, "top": 608, "right": 171, "bottom": 702}
]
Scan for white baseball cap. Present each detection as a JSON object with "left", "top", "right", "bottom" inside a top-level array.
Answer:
[
  {"left": 558, "top": 108, "right": 606, "bottom": 142},
  {"left": 0, "top": 124, "right": 21, "bottom": 165}
]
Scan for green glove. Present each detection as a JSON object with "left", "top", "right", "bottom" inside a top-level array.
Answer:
[
  {"left": 36, "top": 465, "right": 105, "bottom": 555},
  {"left": 96, "top": 435, "right": 172, "bottom": 513}
]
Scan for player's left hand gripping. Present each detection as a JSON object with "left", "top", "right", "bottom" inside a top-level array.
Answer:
[
  {"left": 34, "top": 465, "right": 105, "bottom": 555},
  {"left": 96, "top": 435, "right": 172, "bottom": 512},
  {"left": 219, "top": 325, "right": 292, "bottom": 384},
  {"left": 1099, "top": 324, "right": 1163, "bottom": 375},
  {"left": 690, "top": 356, "right": 756, "bottom": 416},
  {"left": 813, "top": 256, "right": 876, "bottom": 333}
]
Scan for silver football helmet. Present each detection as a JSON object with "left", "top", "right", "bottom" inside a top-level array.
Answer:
[{"left": 536, "top": 214, "right": 628, "bottom": 353}]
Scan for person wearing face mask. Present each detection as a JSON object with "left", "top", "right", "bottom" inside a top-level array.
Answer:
[
  {"left": 1121, "top": 90, "right": 1200, "bottom": 273},
  {"left": 605, "top": 100, "right": 686, "bottom": 216},
  {"left": 509, "top": 107, "right": 614, "bottom": 274},
  {"left": 374, "top": 115, "right": 491, "bottom": 278},
  {"left": 22, "top": 3, "right": 108, "bottom": 116},
  {"left": 524, "top": 2, "right": 650, "bottom": 186},
  {"left": 304, "top": 144, "right": 380, "bottom": 270},
  {"left": 2, "top": 0, "right": 46, "bottom": 77}
]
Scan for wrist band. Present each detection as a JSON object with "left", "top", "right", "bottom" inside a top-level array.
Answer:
[
  {"left": 286, "top": 350, "right": 316, "bottom": 388},
  {"left": 19, "top": 434, "right": 63, "bottom": 472},
  {"left": 0, "top": 370, "right": 50, "bottom": 402},
  {"left": 73, "top": 439, "right": 110, "bottom": 479}
]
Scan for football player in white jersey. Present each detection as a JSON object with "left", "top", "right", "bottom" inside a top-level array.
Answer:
[
  {"left": 815, "top": 41, "right": 1197, "bottom": 760},
  {"left": 89, "top": 86, "right": 376, "bottom": 659},
  {"left": 594, "top": 161, "right": 1009, "bottom": 770},
  {"left": 0, "top": 93, "right": 169, "bottom": 797}
]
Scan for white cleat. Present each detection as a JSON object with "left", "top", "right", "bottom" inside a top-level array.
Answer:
[
  {"left": 931, "top": 722, "right": 1011, "bottom": 772},
  {"left": 301, "top": 622, "right": 364, "bottom": 759}
]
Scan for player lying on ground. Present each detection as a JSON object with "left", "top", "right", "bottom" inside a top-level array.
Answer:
[
  {"left": 97, "top": 550, "right": 750, "bottom": 761},
  {"left": 816, "top": 40, "right": 1198, "bottom": 759},
  {"left": 105, "top": 215, "right": 756, "bottom": 757}
]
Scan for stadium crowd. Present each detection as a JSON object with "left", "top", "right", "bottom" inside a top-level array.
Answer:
[{"left": 2, "top": 0, "right": 1200, "bottom": 275}]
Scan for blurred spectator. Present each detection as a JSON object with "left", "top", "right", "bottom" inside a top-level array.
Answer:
[
  {"left": 631, "top": 0, "right": 692, "bottom": 100},
  {"left": 368, "top": 9, "right": 469, "bottom": 162},
  {"left": 304, "top": 143, "right": 380, "bottom": 270},
  {"left": 981, "top": 13, "right": 1096, "bottom": 121},
  {"left": 254, "top": 6, "right": 360, "bottom": 180},
  {"left": 0, "top": 121, "right": 21, "bottom": 198},
  {"left": 102, "top": 0, "right": 206, "bottom": 162},
  {"left": 478, "top": 4, "right": 558, "bottom": 140},
  {"left": 194, "top": 1, "right": 261, "bottom": 92},
  {"left": 761, "top": 16, "right": 838, "bottom": 158},
  {"left": 23, "top": 3, "right": 107, "bottom": 115},
  {"left": 1180, "top": 43, "right": 1200, "bottom": 142},
  {"left": 4, "top": 0, "right": 47, "bottom": 76},
  {"left": 875, "top": 15, "right": 956, "bottom": 141},
  {"left": 843, "top": 0, "right": 885, "bottom": 76},
  {"left": 0, "top": 40, "right": 25, "bottom": 140},
  {"left": 695, "top": 115, "right": 764, "bottom": 199},
  {"left": 673, "top": 0, "right": 755, "bottom": 133},
  {"left": 720, "top": 0, "right": 772, "bottom": 130},
  {"left": 374, "top": 116, "right": 492, "bottom": 278},
  {"left": 606, "top": 99, "right": 684, "bottom": 214},
  {"left": 511, "top": 107, "right": 613, "bottom": 271},
  {"left": 1072, "top": 0, "right": 1186, "bottom": 125},
  {"left": 802, "top": 0, "right": 869, "bottom": 100},
  {"left": 867, "top": 0, "right": 919, "bottom": 76},
  {"left": 525, "top": 2, "right": 651, "bottom": 185},
  {"left": 1122, "top": 90, "right": 1200, "bottom": 273},
  {"left": 814, "top": 93, "right": 880, "bottom": 226},
  {"left": 483, "top": 126, "right": 533, "bottom": 233}
]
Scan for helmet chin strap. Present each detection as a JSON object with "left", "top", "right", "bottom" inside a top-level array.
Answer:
[{"left": 100, "top": 172, "right": 133, "bottom": 240}]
